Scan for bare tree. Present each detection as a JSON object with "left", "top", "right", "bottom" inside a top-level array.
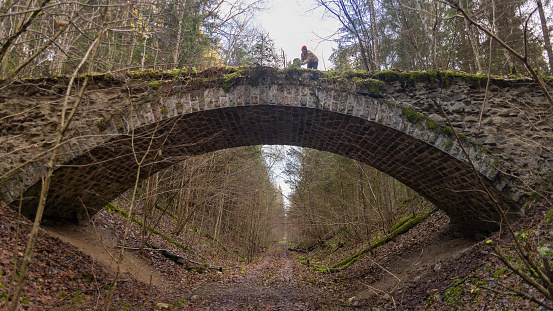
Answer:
[
  {"left": 7, "top": 12, "right": 105, "bottom": 309},
  {"left": 536, "top": 0, "right": 553, "bottom": 74}
]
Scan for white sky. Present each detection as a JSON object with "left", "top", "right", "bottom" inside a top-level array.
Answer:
[{"left": 252, "top": 0, "right": 341, "bottom": 71}]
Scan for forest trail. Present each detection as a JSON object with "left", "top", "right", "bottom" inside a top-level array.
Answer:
[
  {"left": 184, "top": 242, "right": 323, "bottom": 310},
  {"left": 42, "top": 217, "right": 476, "bottom": 310},
  {"left": 40, "top": 221, "right": 326, "bottom": 309},
  {"left": 5, "top": 201, "right": 550, "bottom": 310}
]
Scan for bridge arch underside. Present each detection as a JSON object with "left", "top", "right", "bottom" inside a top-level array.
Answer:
[{"left": 15, "top": 104, "right": 516, "bottom": 233}]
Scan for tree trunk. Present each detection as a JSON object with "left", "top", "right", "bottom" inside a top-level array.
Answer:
[
  {"left": 537, "top": 0, "right": 553, "bottom": 74},
  {"left": 463, "top": 0, "right": 482, "bottom": 73},
  {"left": 367, "top": 0, "right": 380, "bottom": 69},
  {"left": 173, "top": 2, "right": 186, "bottom": 67}
]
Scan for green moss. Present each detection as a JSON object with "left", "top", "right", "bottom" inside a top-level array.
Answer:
[
  {"left": 466, "top": 74, "right": 488, "bottom": 87},
  {"left": 428, "top": 70, "right": 438, "bottom": 83},
  {"left": 442, "top": 285, "right": 463, "bottom": 307},
  {"left": 440, "top": 126, "right": 454, "bottom": 136},
  {"left": 445, "top": 139, "right": 453, "bottom": 149},
  {"left": 172, "top": 299, "right": 189, "bottom": 308},
  {"left": 374, "top": 70, "right": 402, "bottom": 82},
  {"left": 509, "top": 65, "right": 519, "bottom": 76},
  {"left": 407, "top": 71, "right": 433, "bottom": 83},
  {"left": 351, "top": 76, "right": 363, "bottom": 84},
  {"left": 373, "top": 70, "right": 442, "bottom": 86},
  {"left": 278, "top": 67, "right": 302, "bottom": 81},
  {"left": 105, "top": 203, "right": 128, "bottom": 217},
  {"left": 175, "top": 103, "right": 184, "bottom": 110},
  {"left": 390, "top": 214, "right": 414, "bottom": 231},
  {"left": 402, "top": 107, "right": 425, "bottom": 123},
  {"left": 545, "top": 209, "right": 553, "bottom": 224},
  {"left": 341, "top": 70, "right": 371, "bottom": 80},
  {"left": 350, "top": 77, "right": 385, "bottom": 95},
  {"left": 221, "top": 68, "right": 246, "bottom": 92},
  {"left": 160, "top": 107, "right": 168, "bottom": 115},
  {"left": 426, "top": 119, "right": 438, "bottom": 129},
  {"left": 493, "top": 267, "right": 507, "bottom": 279},
  {"left": 320, "top": 71, "right": 343, "bottom": 83},
  {"left": 148, "top": 81, "right": 163, "bottom": 89}
]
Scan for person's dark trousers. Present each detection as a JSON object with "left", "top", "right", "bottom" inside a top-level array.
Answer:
[{"left": 307, "top": 61, "right": 318, "bottom": 69}]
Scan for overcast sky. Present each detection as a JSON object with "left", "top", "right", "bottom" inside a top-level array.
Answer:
[{"left": 252, "top": 0, "right": 341, "bottom": 71}]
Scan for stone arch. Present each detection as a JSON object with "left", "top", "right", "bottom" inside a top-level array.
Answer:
[{"left": 1, "top": 78, "right": 519, "bottom": 234}]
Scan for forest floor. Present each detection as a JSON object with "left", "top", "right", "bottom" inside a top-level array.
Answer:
[{"left": 1, "top": 196, "right": 552, "bottom": 310}]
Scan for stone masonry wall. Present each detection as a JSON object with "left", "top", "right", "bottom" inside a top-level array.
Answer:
[{"left": 0, "top": 69, "right": 551, "bottom": 233}]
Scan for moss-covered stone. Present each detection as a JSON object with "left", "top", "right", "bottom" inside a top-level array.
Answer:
[
  {"left": 221, "top": 68, "right": 246, "bottom": 92},
  {"left": 402, "top": 107, "right": 425, "bottom": 123},
  {"left": 374, "top": 70, "right": 402, "bottom": 82},
  {"left": 341, "top": 70, "right": 372, "bottom": 80},
  {"left": 426, "top": 119, "right": 438, "bottom": 129},
  {"left": 440, "top": 126, "right": 454, "bottom": 136},
  {"left": 351, "top": 77, "right": 385, "bottom": 96}
]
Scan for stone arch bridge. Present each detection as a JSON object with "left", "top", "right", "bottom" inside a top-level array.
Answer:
[{"left": 1, "top": 67, "right": 552, "bottom": 234}]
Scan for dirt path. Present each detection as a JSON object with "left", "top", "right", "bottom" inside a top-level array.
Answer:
[
  {"left": 184, "top": 242, "right": 323, "bottom": 310},
  {"left": 42, "top": 221, "right": 167, "bottom": 289},
  {"left": 355, "top": 236, "right": 474, "bottom": 300},
  {"left": 38, "top": 212, "right": 477, "bottom": 310}
]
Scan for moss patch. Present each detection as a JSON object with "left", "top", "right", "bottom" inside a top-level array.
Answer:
[
  {"left": 440, "top": 126, "right": 454, "bottom": 136},
  {"left": 350, "top": 76, "right": 385, "bottom": 95},
  {"left": 544, "top": 209, "right": 553, "bottom": 223},
  {"left": 221, "top": 68, "right": 247, "bottom": 92},
  {"left": 148, "top": 81, "right": 163, "bottom": 89},
  {"left": 402, "top": 107, "right": 425, "bottom": 123}
]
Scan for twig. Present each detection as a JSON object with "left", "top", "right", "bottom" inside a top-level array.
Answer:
[{"left": 116, "top": 246, "right": 171, "bottom": 251}]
